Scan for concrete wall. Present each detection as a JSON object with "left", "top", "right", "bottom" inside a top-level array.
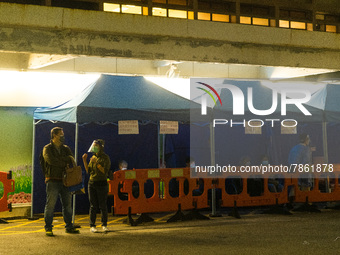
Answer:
[
  {"left": 0, "top": 107, "right": 34, "bottom": 171},
  {"left": 0, "top": 107, "right": 34, "bottom": 201},
  {"left": 0, "top": 2, "right": 339, "bottom": 70}
]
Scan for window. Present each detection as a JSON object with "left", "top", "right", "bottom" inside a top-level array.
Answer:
[
  {"left": 198, "top": 12, "right": 210, "bottom": 21},
  {"left": 279, "top": 20, "right": 289, "bottom": 28},
  {"left": 212, "top": 14, "right": 229, "bottom": 22},
  {"left": 153, "top": 7, "right": 167, "bottom": 17},
  {"left": 103, "top": 3, "right": 120, "bottom": 13},
  {"left": 253, "top": 17, "right": 269, "bottom": 26},
  {"left": 240, "top": 16, "right": 251, "bottom": 24},
  {"left": 169, "top": 9, "right": 187, "bottom": 19},
  {"left": 122, "top": 5, "right": 142, "bottom": 15},
  {"left": 291, "top": 21, "right": 306, "bottom": 30},
  {"left": 326, "top": 25, "right": 337, "bottom": 33}
]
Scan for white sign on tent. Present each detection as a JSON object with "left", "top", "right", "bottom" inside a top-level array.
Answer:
[
  {"left": 118, "top": 120, "right": 139, "bottom": 134},
  {"left": 160, "top": 120, "right": 178, "bottom": 134}
]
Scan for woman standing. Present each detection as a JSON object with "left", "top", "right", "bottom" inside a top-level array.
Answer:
[{"left": 82, "top": 139, "right": 111, "bottom": 233}]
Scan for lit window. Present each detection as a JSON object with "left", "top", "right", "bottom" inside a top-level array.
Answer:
[
  {"left": 153, "top": 7, "right": 167, "bottom": 17},
  {"left": 291, "top": 21, "right": 306, "bottom": 30},
  {"left": 279, "top": 20, "right": 289, "bottom": 28},
  {"left": 270, "top": 19, "right": 276, "bottom": 27},
  {"left": 315, "top": 14, "right": 324, "bottom": 20},
  {"left": 212, "top": 14, "right": 229, "bottom": 22},
  {"left": 188, "top": 11, "right": 194, "bottom": 20},
  {"left": 168, "top": 9, "right": 187, "bottom": 19},
  {"left": 198, "top": 12, "right": 210, "bottom": 21},
  {"left": 253, "top": 18, "right": 269, "bottom": 26},
  {"left": 240, "top": 16, "right": 251, "bottom": 24},
  {"left": 103, "top": 3, "right": 120, "bottom": 13},
  {"left": 326, "top": 25, "right": 337, "bottom": 33},
  {"left": 122, "top": 5, "right": 142, "bottom": 15},
  {"left": 307, "top": 23, "right": 313, "bottom": 31},
  {"left": 143, "top": 7, "right": 148, "bottom": 16}
]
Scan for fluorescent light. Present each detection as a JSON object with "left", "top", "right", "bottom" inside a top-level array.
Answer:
[
  {"left": 0, "top": 71, "right": 100, "bottom": 107},
  {"left": 145, "top": 77, "right": 190, "bottom": 99}
]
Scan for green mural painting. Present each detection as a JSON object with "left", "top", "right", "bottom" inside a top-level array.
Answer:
[
  {"left": 0, "top": 107, "right": 35, "bottom": 204},
  {"left": 7, "top": 164, "right": 32, "bottom": 204}
]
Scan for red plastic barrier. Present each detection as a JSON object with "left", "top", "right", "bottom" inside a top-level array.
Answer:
[
  {"left": 108, "top": 168, "right": 208, "bottom": 215},
  {"left": 293, "top": 164, "right": 340, "bottom": 203},
  {"left": 0, "top": 171, "right": 15, "bottom": 212}
]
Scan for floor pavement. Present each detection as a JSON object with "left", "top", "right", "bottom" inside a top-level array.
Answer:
[{"left": 1, "top": 208, "right": 340, "bottom": 255}]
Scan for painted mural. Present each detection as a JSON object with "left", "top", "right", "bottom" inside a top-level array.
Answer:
[{"left": 0, "top": 107, "right": 35, "bottom": 206}]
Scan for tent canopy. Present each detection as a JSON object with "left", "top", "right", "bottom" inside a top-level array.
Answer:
[
  {"left": 34, "top": 75, "right": 198, "bottom": 123},
  {"left": 211, "top": 79, "right": 340, "bottom": 123}
]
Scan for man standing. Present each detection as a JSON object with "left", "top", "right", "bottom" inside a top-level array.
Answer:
[
  {"left": 288, "top": 134, "right": 312, "bottom": 167},
  {"left": 43, "top": 127, "right": 80, "bottom": 236},
  {"left": 288, "top": 133, "right": 314, "bottom": 191}
]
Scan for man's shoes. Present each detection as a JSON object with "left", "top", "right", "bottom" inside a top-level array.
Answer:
[
  {"left": 45, "top": 229, "right": 54, "bottom": 236},
  {"left": 90, "top": 227, "right": 98, "bottom": 233},
  {"left": 102, "top": 226, "right": 109, "bottom": 232},
  {"left": 65, "top": 228, "right": 80, "bottom": 234}
]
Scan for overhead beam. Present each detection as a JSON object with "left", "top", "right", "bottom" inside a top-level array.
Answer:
[
  {"left": 28, "top": 54, "right": 74, "bottom": 69},
  {"left": 0, "top": 3, "right": 339, "bottom": 70}
]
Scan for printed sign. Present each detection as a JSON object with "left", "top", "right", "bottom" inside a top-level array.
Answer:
[
  {"left": 281, "top": 121, "right": 297, "bottom": 134},
  {"left": 118, "top": 120, "right": 139, "bottom": 134},
  {"left": 245, "top": 121, "right": 262, "bottom": 134},
  {"left": 160, "top": 121, "right": 178, "bottom": 134}
]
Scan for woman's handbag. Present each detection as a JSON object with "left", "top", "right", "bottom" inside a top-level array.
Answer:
[{"left": 63, "top": 160, "right": 82, "bottom": 187}]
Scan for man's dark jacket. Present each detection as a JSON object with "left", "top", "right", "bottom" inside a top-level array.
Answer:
[{"left": 43, "top": 142, "right": 73, "bottom": 180}]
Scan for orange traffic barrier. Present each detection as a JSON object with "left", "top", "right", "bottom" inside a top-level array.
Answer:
[
  {"left": 108, "top": 168, "right": 207, "bottom": 215},
  {"left": 192, "top": 178, "right": 213, "bottom": 210},
  {"left": 293, "top": 164, "right": 340, "bottom": 204},
  {"left": 216, "top": 168, "right": 289, "bottom": 208},
  {"left": 107, "top": 165, "right": 340, "bottom": 218},
  {"left": 0, "top": 171, "right": 15, "bottom": 212}
]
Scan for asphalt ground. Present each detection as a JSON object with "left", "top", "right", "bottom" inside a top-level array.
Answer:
[{"left": 1, "top": 207, "right": 340, "bottom": 255}]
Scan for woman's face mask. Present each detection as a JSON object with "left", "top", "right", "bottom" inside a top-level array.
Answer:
[{"left": 91, "top": 146, "right": 99, "bottom": 153}]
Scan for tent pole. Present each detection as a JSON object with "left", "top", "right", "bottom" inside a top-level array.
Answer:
[
  {"left": 209, "top": 122, "right": 218, "bottom": 216},
  {"left": 158, "top": 123, "right": 160, "bottom": 168},
  {"left": 162, "top": 134, "right": 165, "bottom": 167},
  {"left": 72, "top": 123, "right": 79, "bottom": 224},
  {"left": 30, "top": 119, "right": 36, "bottom": 218},
  {"left": 322, "top": 122, "right": 328, "bottom": 164},
  {"left": 322, "top": 122, "right": 330, "bottom": 193}
]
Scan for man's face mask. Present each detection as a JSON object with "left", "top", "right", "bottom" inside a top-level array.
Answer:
[{"left": 59, "top": 135, "right": 65, "bottom": 143}]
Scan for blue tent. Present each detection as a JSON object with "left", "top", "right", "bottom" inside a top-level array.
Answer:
[
  {"left": 32, "top": 75, "right": 198, "bottom": 215},
  {"left": 191, "top": 79, "right": 340, "bottom": 168},
  {"left": 303, "top": 83, "right": 340, "bottom": 122},
  {"left": 213, "top": 79, "right": 325, "bottom": 122},
  {"left": 34, "top": 75, "right": 198, "bottom": 123}
]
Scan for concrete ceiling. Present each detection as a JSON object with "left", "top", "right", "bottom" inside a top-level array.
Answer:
[{"left": 0, "top": 51, "right": 337, "bottom": 80}]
